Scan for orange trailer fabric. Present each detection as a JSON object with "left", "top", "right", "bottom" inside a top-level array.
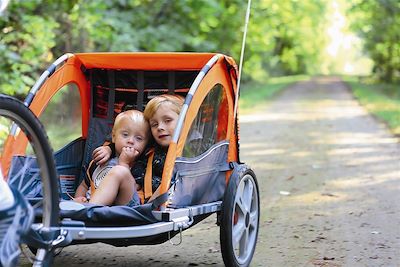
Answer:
[{"left": 2, "top": 52, "right": 239, "bottom": 201}]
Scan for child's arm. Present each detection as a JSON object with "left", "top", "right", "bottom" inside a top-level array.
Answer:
[
  {"left": 92, "top": 143, "right": 115, "bottom": 166},
  {"left": 74, "top": 180, "right": 88, "bottom": 203}
]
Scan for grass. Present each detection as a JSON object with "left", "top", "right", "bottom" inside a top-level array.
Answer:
[
  {"left": 45, "top": 121, "right": 82, "bottom": 151},
  {"left": 343, "top": 76, "right": 400, "bottom": 136},
  {"left": 239, "top": 75, "right": 310, "bottom": 113}
]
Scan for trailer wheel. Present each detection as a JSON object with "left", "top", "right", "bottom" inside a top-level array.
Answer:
[{"left": 220, "top": 165, "right": 259, "bottom": 267}]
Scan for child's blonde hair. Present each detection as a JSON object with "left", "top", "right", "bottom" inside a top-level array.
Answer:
[
  {"left": 144, "top": 94, "right": 184, "bottom": 120},
  {"left": 113, "top": 109, "right": 149, "bottom": 134}
]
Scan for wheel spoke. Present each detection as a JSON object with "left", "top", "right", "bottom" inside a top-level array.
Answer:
[
  {"left": 232, "top": 220, "right": 246, "bottom": 248},
  {"left": 249, "top": 210, "right": 258, "bottom": 229},
  {"left": 236, "top": 179, "right": 245, "bottom": 200},
  {"left": 235, "top": 195, "right": 247, "bottom": 215},
  {"left": 239, "top": 228, "right": 249, "bottom": 259},
  {"left": 243, "top": 179, "right": 254, "bottom": 211}
]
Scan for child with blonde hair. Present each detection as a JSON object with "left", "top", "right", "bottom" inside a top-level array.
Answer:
[
  {"left": 75, "top": 110, "right": 150, "bottom": 206},
  {"left": 143, "top": 94, "right": 184, "bottom": 192}
]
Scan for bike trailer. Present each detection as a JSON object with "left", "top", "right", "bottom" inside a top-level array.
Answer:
[{"left": 0, "top": 52, "right": 259, "bottom": 267}]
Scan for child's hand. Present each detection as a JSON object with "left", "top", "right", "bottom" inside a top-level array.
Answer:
[
  {"left": 73, "top": 196, "right": 88, "bottom": 203},
  {"left": 92, "top": 146, "right": 112, "bottom": 166},
  {"left": 119, "top": 147, "right": 140, "bottom": 168}
]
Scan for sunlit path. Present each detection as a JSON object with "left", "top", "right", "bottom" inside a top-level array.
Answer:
[{"left": 241, "top": 76, "right": 400, "bottom": 266}]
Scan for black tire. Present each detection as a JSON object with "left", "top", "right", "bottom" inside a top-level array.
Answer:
[
  {"left": 0, "top": 94, "right": 59, "bottom": 266},
  {"left": 220, "top": 165, "right": 260, "bottom": 267}
]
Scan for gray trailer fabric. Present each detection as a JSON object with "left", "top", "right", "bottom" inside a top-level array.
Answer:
[
  {"left": 80, "top": 117, "right": 112, "bottom": 183},
  {"left": 168, "top": 141, "right": 229, "bottom": 208},
  {"left": 7, "top": 138, "right": 84, "bottom": 200},
  {"left": 60, "top": 202, "right": 157, "bottom": 226}
]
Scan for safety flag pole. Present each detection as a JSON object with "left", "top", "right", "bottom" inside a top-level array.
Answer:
[{"left": 234, "top": 0, "right": 252, "bottom": 120}]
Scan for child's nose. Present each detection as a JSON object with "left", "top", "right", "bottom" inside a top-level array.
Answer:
[{"left": 157, "top": 122, "right": 165, "bottom": 131}]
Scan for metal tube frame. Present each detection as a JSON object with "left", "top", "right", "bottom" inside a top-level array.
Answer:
[{"left": 37, "top": 201, "right": 221, "bottom": 243}]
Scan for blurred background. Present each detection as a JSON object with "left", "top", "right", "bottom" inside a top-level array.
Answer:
[
  {"left": 1, "top": 0, "right": 398, "bottom": 93},
  {"left": 0, "top": 0, "right": 398, "bottom": 144}
]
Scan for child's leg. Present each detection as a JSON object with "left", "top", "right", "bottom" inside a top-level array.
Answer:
[{"left": 89, "top": 166, "right": 137, "bottom": 206}]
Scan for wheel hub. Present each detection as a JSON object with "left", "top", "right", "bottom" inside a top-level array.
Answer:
[{"left": 245, "top": 212, "right": 250, "bottom": 227}]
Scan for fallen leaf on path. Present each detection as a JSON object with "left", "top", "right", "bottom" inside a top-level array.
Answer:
[
  {"left": 321, "top": 192, "right": 339, "bottom": 197},
  {"left": 208, "top": 247, "right": 219, "bottom": 253},
  {"left": 311, "top": 236, "right": 326, "bottom": 242},
  {"left": 376, "top": 243, "right": 389, "bottom": 249},
  {"left": 286, "top": 175, "right": 294, "bottom": 180},
  {"left": 349, "top": 211, "right": 364, "bottom": 217},
  {"left": 311, "top": 259, "right": 341, "bottom": 267}
]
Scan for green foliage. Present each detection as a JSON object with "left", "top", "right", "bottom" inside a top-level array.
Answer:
[
  {"left": 0, "top": 0, "right": 329, "bottom": 97},
  {"left": 1, "top": 0, "right": 396, "bottom": 96},
  {"left": 0, "top": 1, "right": 58, "bottom": 96},
  {"left": 343, "top": 76, "right": 400, "bottom": 135},
  {"left": 246, "top": 0, "right": 327, "bottom": 79},
  {"left": 348, "top": 0, "right": 400, "bottom": 82}
]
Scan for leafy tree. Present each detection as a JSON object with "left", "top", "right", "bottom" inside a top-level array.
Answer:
[
  {"left": 0, "top": 0, "right": 58, "bottom": 97},
  {"left": 245, "top": 0, "right": 327, "bottom": 80},
  {"left": 349, "top": 0, "right": 400, "bottom": 82},
  {"left": 0, "top": 0, "right": 354, "bottom": 97}
]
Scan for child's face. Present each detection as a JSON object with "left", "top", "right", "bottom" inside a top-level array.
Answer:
[
  {"left": 149, "top": 102, "right": 179, "bottom": 147},
  {"left": 112, "top": 118, "right": 149, "bottom": 157}
]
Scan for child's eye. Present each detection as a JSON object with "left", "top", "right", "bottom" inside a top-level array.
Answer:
[
  {"left": 135, "top": 136, "right": 144, "bottom": 142},
  {"left": 151, "top": 123, "right": 158, "bottom": 128}
]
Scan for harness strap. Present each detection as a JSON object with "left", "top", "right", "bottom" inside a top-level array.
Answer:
[
  {"left": 168, "top": 71, "right": 175, "bottom": 94},
  {"left": 107, "top": 70, "right": 115, "bottom": 120},
  {"left": 137, "top": 71, "right": 144, "bottom": 111},
  {"left": 144, "top": 150, "right": 154, "bottom": 201},
  {"left": 86, "top": 160, "right": 96, "bottom": 196}
]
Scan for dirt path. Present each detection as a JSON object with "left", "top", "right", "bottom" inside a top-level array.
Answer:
[
  {"left": 21, "top": 77, "right": 400, "bottom": 267},
  {"left": 240, "top": 77, "right": 400, "bottom": 267}
]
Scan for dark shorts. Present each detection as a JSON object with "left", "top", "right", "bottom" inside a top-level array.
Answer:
[{"left": 126, "top": 190, "right": 141, "bottom": 207}]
